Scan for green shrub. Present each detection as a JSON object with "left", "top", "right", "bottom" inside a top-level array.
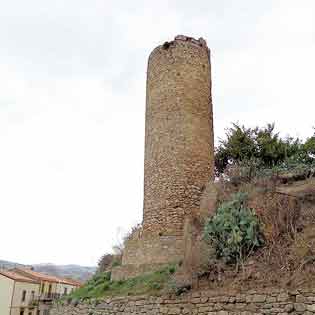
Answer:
[
  {"left": 204, "top": 192, "right": 264, "bottom": 264},
  {"left": 215, "top": 122, "right": 314, "bottom": 176}
]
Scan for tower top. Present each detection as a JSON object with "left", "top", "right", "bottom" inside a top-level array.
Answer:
[
  {"left": 173, "top": 35, "right": 208, "bottom": 48},
  {"left": 149, "top": 35, "right": 210, "bottom": 61}
]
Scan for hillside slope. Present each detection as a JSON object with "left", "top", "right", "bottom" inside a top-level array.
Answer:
[{"left": 0, "top": 260, "right": 96, "bottom": 282}]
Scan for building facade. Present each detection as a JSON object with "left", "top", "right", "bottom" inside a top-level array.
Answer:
[
  {"left": 0, "top": 269, "right": 82, "bottom": 315},
  {"left": 0, "top": 270, "right": 40, "bottom": 315},
  {"left": 13, "top": 268, "right": 81, "bottom": 300}
]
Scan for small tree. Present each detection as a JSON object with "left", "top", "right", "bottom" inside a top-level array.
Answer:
[
  {"left": 97, "top": 254, "right": 114, "bottom": 273},
  {"left": 214, "top": 122, "right": 309, "bottom": 176},
  {"left": 304, "top": 129, "right": 315, "bottom": 159},
  {"left": 215, "top": 123, "right": 257, "bottom": 176}
]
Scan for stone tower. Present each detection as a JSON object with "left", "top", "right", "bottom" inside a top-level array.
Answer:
[
  {"left": 143, "top": 35, "right": 214, "bottom": 238},
  {"left": 112, "top": 35, "right": 214, "bottom": 280}
]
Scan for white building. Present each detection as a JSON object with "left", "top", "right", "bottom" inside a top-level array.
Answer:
[
  {"left": 0, "top": 269, "right": 82, "bottom": 315},
  {"left": 0, "top": 270, "right": 40, "bottom": 315}
]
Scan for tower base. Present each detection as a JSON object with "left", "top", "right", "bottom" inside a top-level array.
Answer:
[{"left": 111, "top": 235, "right": 184, "bottom": 281}]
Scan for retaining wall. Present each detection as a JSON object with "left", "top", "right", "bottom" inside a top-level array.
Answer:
[{"left": 51, "top": 287, "right": 315, "bottom": 315}]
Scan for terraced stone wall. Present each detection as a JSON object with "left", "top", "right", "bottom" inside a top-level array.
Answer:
[{"left": 51, "top": 287, "right": 315, "bottom": 315}]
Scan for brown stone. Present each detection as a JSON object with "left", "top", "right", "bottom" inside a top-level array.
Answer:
[
  {"left": 296, "top": 294, "right": 306, "bottom": 303},
  {"left": 307, "top": 304, "right": 315, "bottom": 312},
  {"left": 113, "top": 35, "right": 214, "bottom": 280},
  {"left": 143, "top": 35, "right": 214, "bottom": 237},
  {"left": 294, "top": 303, "right": 306, "bottom": 312},
  {"left": 277, "top": 293, "right": 290, "bottom": 302},
  {"left": 168, "top": 307, "right": 182, "bottom": 314},
  {"left": 251, "top": 295, "right": 266, "bottom": 303},
  {"left": 49, "top": 290, "right": 315, "bottom": 315}
]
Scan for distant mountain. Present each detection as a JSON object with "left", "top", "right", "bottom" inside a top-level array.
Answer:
[
  {"left": 0, "top": 260, "right": 96, "bottom": 282},
  {"left": 33, "top": 263, "right": 96, "bottom": 282},
  {"left": 0, "top": 260, "right": 25, "bottom": 269}
]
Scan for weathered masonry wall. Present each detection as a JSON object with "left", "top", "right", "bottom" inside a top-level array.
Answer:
[
  {"left": 111, "top": 235, "right": 184, "bottom": 281},
  {"left": 143, "top": 35, "right": 214, "bottom": 238},
  {"left": 122, "top": 236, "right": 184, "bottom": 266},
  {"left": 51, "top": 287, "right": 315, "bottom": 315},
  {"left": 113, "top": 35, "right": 215, "bottom": 280}
]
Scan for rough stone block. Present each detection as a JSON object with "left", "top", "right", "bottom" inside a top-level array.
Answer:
[
  {"left": 283, "top": 303, "right": 294, "bottom": 313},
  {"left": 294, "top": 303, "right": 306, "bottom": 312},
  {"left": 277, "top": 293, "right": 290, "bottom": 302},
  {"left": 168, "top": 307, "right": 182, "bottom": 314},
  {"left": 252, "top": 295, "right": 266, "bottom": 303},
  {"left": 296, "top": 295, "right": 306, "bottom": 303},
  {"left": 307, "top": 304, "right": 315, "bottom": 312}
]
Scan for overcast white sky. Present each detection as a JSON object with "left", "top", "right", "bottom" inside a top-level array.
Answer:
[{"left": 1, "top": 0, "right": 314, "bottom": 267}]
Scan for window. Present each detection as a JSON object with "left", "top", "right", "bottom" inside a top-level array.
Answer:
[
  {"left": 41, "top": 283, "right": 45, "bottom": 294},
  {"left": 21, "top": 290, "right": 26, "bottom": 302},
  {"left": 37, "top": 310, "right": 40, "bottom": 315},
  {"left": 48, "top": 284, "right": 52, "bottom": 298},
  {"left": 31, "top": 290, "right": 35, "bottom": 300},
  {"left": 20, "top": 308, "right": 24, "bottom": 315},
  {"left": 63, "top": 287, "right": 68, "bottom": 295},
  {"left": 28, "top": 312, "right": 32, "bottom": 315}
]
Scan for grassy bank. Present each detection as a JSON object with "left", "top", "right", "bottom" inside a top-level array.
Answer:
[{"left": 68, "top": 264, "right": 176, "bottom": 299}]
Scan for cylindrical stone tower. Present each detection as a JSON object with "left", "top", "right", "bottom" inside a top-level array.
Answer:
[
  {"left": 112, "top": 36, "right": 215, "bottom": 279},
  {"left": 143, "top": 35, "right": 214, "bottom": 238}
]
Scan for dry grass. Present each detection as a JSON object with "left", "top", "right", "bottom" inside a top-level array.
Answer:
[
  {"left": 198, "top": 174, "right": 315, "bottom": 291},
  {"left": 249, "top": 191, "right": 301, "bottom": 243}
]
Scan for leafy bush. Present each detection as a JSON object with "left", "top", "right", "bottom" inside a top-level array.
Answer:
[
  {"left": 204, "top": 193, "right": 264, "bottom": 264},
  {"left": 304, "top": 134, "right": 315, "bottom": 157},
  {"left": 215, "top": 122, "right": 314, "bottom": 176},
  {"left": 215, "top": 123, "right": 257, "bottom": 176}
]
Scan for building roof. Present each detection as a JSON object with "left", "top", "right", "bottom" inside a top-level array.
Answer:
[
  {"left": 13, "top": 268, "right": 61, "bottom": 283},
  {"left": 0, "top": 270, "right": 39, "bottom": 284},
  {"left": 61, "top": 277, "right": 83, "bottom": 287},
  {"left": 13, "top": 268, "right": 82, "bottom": 286}
]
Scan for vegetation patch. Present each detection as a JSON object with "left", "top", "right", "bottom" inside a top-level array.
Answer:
[
  {"left": 215, "top": 123, "right": 315, "bottom": 177},
  {"left": 204, "top": 192, "right": 264, "bottom": 265},
  {"left": 84, "top": 122, "right": 315, "bottom": 294},
  {"left": 68, "top": 265, "right": 176, "bottom": 300}
]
